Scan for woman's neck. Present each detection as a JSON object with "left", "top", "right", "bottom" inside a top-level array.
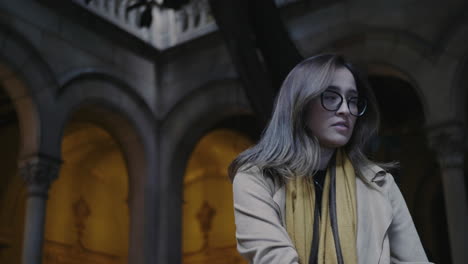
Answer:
[{"left": 319, "top": 147, "right": 335, "bottom": 170}]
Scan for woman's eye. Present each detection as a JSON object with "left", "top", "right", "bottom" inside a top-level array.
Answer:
[{"left": 324, "top": 94, "right": 339, "bottom": 100}]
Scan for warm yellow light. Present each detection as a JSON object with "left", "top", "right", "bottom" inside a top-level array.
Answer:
[
  {"left": 44, "top": 123, "right": 128, "bottom": 263},
  {"left": 183, "top": 129, "right": 252, "bottom": 264}
]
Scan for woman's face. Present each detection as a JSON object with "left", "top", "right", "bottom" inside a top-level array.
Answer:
[{"left": 306, "top": 67, "right": 358, "bottom": 149}]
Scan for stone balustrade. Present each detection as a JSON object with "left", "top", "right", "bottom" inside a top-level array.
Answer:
[{"left": 71, "top": 0, "right": 300, "bottom": 50}]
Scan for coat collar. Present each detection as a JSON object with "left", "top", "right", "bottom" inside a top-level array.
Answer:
[
  {"left": 356, "top": 164, "right": 393, "bottom": 263},
  {"left": 360, "top": 164, "right": 389, "bottom": 190}
]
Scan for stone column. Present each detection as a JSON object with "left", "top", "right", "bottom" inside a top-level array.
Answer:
[
  {"left": 19, "top": 155, "right": 60, "bottom": 264},
  {"left": 428, "top": 123, "right": 468, "bottom": 264}
]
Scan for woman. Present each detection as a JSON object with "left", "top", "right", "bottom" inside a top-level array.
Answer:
[{"left": 229, "top": 54, "right": 431, "bottom": 264}]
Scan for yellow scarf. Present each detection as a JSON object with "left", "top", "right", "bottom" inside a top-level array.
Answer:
[{"left": 285, "top": 150, "right": 357, "bottom": 264}]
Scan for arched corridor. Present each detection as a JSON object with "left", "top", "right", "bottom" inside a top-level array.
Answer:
[
  {"left": 43, "top": 122, "right": 129, "bottom": 263},
  {"left": 0, "top": 87, "right": 25, "bottom": 264},
  {"left": 182, "top": 128, "right": 253, "bottom": 264},
  {"left": 369, "top": 74, "right": 451, "bottom": 263},
  {"left": 0, "top": 0, "right": 467, "bottom": 263}
]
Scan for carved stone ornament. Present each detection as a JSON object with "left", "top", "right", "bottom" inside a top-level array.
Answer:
[
  {"left": 196, "top": 201, "right": 216, "bottom": 251},
  {"left": 19, "top": 154, "right": 61, "bottom": 197},
  {"left": 73, "top": 197, "right": 91, "bottom": 249},
  {"left": 428, "top": 122, "right": 465, "bottom": 169}
]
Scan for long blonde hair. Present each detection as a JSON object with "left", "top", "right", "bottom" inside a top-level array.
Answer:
[{"left": 229, "top": 54, "right": 383, "bottom": 181}]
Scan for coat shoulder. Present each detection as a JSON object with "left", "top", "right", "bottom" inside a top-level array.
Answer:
[
  {"left": 233, "top": 165, "right": 262, "bottom": 187},
  {"left": 233, "top": 165, "right": 278, "bottom": 196},
  {"left": 361, "top": 163, "right": 397, "bottom": 192}
]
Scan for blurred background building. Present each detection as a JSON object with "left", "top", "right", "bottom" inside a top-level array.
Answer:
[{"left": 0, "top": 0, "right": 467, "bottom": 263}]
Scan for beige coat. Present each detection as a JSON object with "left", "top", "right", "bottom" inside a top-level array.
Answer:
[{"left": 233, "top": 165, "right": 433, "bottom": 264}]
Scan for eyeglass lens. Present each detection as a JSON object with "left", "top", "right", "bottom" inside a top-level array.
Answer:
[{"left": 321, "top": 90, "right": 366, "bottom": 116}]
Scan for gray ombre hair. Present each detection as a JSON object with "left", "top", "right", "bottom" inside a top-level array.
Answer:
[{"left": 229, "top": 54, "right": 383, "bottom": 181}]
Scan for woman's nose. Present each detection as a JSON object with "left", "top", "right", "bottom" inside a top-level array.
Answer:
[{"left": 336, "top": 100, "right": 351, "bottom": 115}]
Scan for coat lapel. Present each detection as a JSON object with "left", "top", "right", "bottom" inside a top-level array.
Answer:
[
  {"left": 273, "top": 184, "right": 286, "bottom": 225},
  {"left": 356, "top": 166, "right": 393, "bottom": 264}
]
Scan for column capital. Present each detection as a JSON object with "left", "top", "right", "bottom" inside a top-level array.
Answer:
[
  {"left": 427, "top": 121, "right": 465, "bottom": 169},
  {"left": 18, "top": 154, "right": 62, "bottom": 198}
]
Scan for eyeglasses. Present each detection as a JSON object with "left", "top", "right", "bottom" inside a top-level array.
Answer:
[{"left": 320, "top": 90, "right": 367, "bottom": 117}]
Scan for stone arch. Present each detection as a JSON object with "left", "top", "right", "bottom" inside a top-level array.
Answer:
[
  {"left": 159, "top": 79, "right": 254, "bottom": 263},
  {"left": 0, "top": 23, "right": 57, "bottom": 160},
  {"left": 433, "top": 18, "right": 468, "bottom": 264},
  {"left": 300, "top": 29, "right": 434, "bottom": 123},
  {"left": 313, "top": 29, "right": 452, "bottom": 262},
  {"left": 290, "top": 1, "right": 465, "bottom": 124},
  {"left": 55, "top": 72, "right": 158, "bottom": 263},
  {"left": 0, "top": 23, "right": 60, "bottom": 264},
  {"left": 437, "top": 18, "right": 468, "bottom": 122}
]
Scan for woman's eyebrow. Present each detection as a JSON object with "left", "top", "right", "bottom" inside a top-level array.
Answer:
[
  {"left": 347, "top": 90, "right": 358, "bottom": 96},
  {"left": 326, "top": 85, "right": 358, "bottom": 96},
  {"left": 326, "top": 85, "right": 340, "bottom": 92}
]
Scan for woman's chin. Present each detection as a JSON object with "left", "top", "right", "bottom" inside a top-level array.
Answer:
[{"left": 320, "top": 136, "right": 350, "bottom": 149}]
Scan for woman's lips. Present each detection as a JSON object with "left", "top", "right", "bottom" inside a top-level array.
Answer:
[
  {"left": 331, "top": 122, "right": 349, "bottom": 131},
  {"left": 332, "top": 121, "right": 348, "bottom": 127}
]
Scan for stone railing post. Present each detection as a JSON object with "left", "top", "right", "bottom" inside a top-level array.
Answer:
[
  {"left": 19, "top": 155, "right": 61, "bottom": 264},
  {"left": 428, "top": 122, "right": 468, "bottom": 264}
]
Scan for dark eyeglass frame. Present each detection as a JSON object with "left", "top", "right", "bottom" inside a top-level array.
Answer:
[{"left": 320, "top": 90, "right": 367, "bottom": 117}]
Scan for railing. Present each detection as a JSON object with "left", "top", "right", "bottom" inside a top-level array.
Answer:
[{"left": 71, "top": 0, "right": 300, "bottom": 50}]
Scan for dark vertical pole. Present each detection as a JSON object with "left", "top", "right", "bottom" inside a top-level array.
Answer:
[
  {"left": 208, "top": 0, "right": 275, "bottom": 126},
  {"left": 208, "top": 0, "right": 304, "bottom": 127},
  {"left": 248, "top": 0, "right": 303, "bottom": 90}
]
